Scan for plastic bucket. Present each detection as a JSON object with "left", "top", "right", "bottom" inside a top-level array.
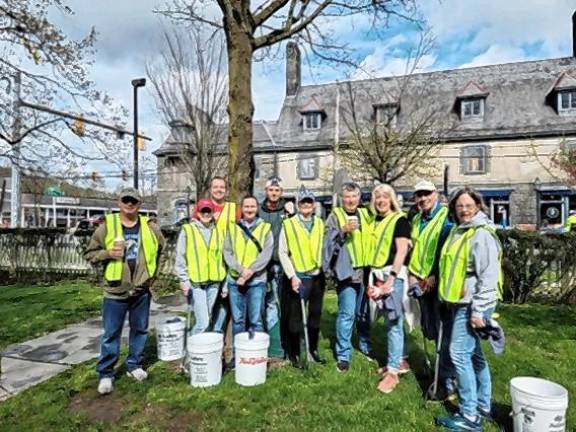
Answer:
[
  {"left": 156, "top": 316, "right": 185, "bottom": 361},
  {"left": 234, "top": 332, "right": 270, "bottom": 387},
  {"left": 188, "top": 332, "right": 224, "bottom": 388},
  {"left": 510, "top": 377, "right": 568, "bottom": 432}
]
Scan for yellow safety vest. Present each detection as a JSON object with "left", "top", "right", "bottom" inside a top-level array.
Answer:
[
  {"left": 370, "top": 212, "right": 405, "bottom": 268},
  {"left": 104, "top": 213, "right": 158, "bottom": 282},
  {"left": 332, "top": 207, "right": 372, "bottom": 268},
  {"left": 283, "top": 215, "right": 325, "bottom": 273},
  {"left": 229, "top": 221, "right": 272, "bottom": 277},
  {"left": 565, "top": 215, "right": 576, "bottom": 233},
  {"left": 217, "top": 202, "right": 236, "bottom": 235},
  {"left": 438, "top": 225, "right": 503, "bottom": 303},
  {"left": 183, "top": 223, "right": 226, "bottom": 283},
  {"left": 408, "top": 206, "right": 449, "bottom": 279}
]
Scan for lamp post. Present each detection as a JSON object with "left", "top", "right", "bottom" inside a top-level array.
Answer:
[{"left": 131, "top": 78, "right": 146, "bottom": 190}]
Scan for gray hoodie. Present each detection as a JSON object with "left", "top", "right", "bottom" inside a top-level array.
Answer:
[
  {"left": 174, "top": 219, "right": 217, "bottom": 290},
  {"left": 445, "top": 211, "right": 500, "bottom": 319}
]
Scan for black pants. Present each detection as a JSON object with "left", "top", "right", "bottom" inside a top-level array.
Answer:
[{"left": 285, "top": 273, "right": 325, "bottom": 358}]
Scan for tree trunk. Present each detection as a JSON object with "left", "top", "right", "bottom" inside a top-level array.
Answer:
[{"left": 226, "top": 27, "right": 254, "bottom": 201}]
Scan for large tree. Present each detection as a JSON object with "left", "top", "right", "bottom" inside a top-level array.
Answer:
[
  {"left": 157, "top": 0, "right": 416, "bottom": 199},
  {"left": 147, "top": 29, "right": 227, "bottom": 201},
  {"left": 0, "top": 0, "right": 129, "bottom": 180}
]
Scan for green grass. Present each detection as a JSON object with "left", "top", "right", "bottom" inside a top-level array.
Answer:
[
  {"left": 0, "top": 281, "right": 102, "bottom": 351},
  {"left": 1, "top": 290, "right": 575, "bottom": 431}
]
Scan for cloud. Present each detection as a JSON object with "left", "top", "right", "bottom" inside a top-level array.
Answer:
[{"left": 457, "top": 44, "right": 531, "bottom": 69}]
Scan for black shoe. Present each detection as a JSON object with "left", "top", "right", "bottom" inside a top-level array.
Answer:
[
  {"left": 310, "top": 350, "right": 326, "bottom": 364},
  {"left": 336, "top": 360, "right": 350, "bottom": 373},
  {"left": 289, "top": 355, "right": 304, "bottom": 369}
]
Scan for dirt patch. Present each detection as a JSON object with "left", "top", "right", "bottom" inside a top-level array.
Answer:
[
  {"left": 69, "top": 389, "right": 125, "bottom": 424},
  {"left": 127, "top": 403, "right": 204, "bottom": 431}
]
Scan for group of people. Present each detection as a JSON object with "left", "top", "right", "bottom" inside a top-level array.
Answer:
[{"left": 85, "top": 175, "right": 503, "bottom": 432}]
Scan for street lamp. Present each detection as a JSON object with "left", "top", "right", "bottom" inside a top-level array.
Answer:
[{"left": 131, "top": 78, "right": 146, "bottom": 190}]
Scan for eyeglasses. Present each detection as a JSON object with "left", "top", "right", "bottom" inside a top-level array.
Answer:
[
  {"left": 121, "top": 197, "right": 140, "bottom": 205},
  {"left": 455, "top": 204, "right": 477, "bottom": 210},
  {"left": 414, "top": 190, "right": 433, "bottom": 198}
]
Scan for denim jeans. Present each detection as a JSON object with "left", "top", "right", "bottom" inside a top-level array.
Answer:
[
  {"left": 97, "top": 291, "right": 151, "bottom": 379},
  {"left": 335, "top": 282, "right": 371, "bottom": 362},
  {"left": 190, "top": 283, "right": 219, "bottom": 334},
  {"left": 384, "top": 277, "right": 405, "bottom": 371},
  {"left": 228, "top": 277, "right": 266, "bottom": 336},
  {"left": 446, "top": 305, "right": 492, "bottom": 418}
]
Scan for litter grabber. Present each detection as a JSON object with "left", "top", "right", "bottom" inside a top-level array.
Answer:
[
  {"left": 424, "top": 319, "right": 444, "bottom": 402},
  {"left": 180, "top": 290, "right": 193, "bottom": 373},
  {"left": 299, "top": 284, "right": 313, "bottom": 367}
]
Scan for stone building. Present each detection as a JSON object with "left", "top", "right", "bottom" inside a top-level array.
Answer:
[{"left": 155, "top": 12, "right": 576, "bottom": 228}]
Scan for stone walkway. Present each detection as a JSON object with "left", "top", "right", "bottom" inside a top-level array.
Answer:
[{"left": 0, "top": 299, "right": 187, "bottom": 401}]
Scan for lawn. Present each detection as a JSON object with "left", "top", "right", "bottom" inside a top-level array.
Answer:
[
  {"left": 0, "top": 281, "right": 102, "bottom": 351},
  {"left": 1, "top": 287, "right": 575, "bottom": 432}
]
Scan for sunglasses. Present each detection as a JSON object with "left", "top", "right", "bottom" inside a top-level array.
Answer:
[
  {"left": 121, "top": 197, "right": 140, "bottom": 205},
  {"left": 414, "top": 190, "right": 433, "bottom": 198}
]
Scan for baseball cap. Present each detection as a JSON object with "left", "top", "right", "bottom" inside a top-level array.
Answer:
[
  {"left": 119, "top": 187, "right": 141, "bottom": 202},
  {"left": 297, "top": 186, "right": 315, "bottom": 203},
  {"left": 265, "top": 176, "right": 283, "bottom": 188},
  {"left": 197, "top": 199, "right": 215, "bottom": 212},
  {"left": 414, "top": 180, "right": 436, "bottom": 193}
]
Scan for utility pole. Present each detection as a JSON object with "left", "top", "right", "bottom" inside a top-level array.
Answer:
[
  {"left": 131, "top": 78, "right": 146, "bottom": 190},
  {"left": 10, "top": 71, "right": 22, "bottom": 228}
]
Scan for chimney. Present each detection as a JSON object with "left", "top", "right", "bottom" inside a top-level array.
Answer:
[
  {"left": 573, "top": 11, "right": 576, "bottom": 57},
  {"left": 286, "top": 42, "right": 301, "bottom": 96}
]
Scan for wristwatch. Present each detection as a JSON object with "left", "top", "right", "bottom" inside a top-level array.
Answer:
[{"left": 389, "top": 270, "right": 398, "bottom": 278}]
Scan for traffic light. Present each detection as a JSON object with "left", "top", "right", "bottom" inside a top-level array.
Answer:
[
  {"left": 121, "top": 169, "right": 128, "bottom": 182},
  {"left": 137, "top": 130, "right": 145, "bottom": 151},
  {"left": 91, "top": 171, "right": 98, "bottom": 182},
  {"left": 72, "top": 114, "right": 85, "bottom": 137}
]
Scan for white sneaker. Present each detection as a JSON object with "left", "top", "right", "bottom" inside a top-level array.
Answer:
[
  {"left": 97, "top": 377, "right": 113, "bottom": 395},
  {"left": 126, "top": 368, "right": 148, "bottom": 382}
]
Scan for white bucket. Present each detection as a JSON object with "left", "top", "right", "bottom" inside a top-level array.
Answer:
[
  {"left": 510, "top": 377, "right": 569, "bottom": 432},
  {"left": 234, "top": 332, "right": 270, "bottom": 387},
  {"left": 187, "top": 332, "right": 224, "bottom": 388},
  {"left": 156, "top": 316, "right": 185, "bottom": 361}
]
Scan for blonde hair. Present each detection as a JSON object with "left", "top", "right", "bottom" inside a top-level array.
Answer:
[{"left": 370, "top": 184, "right": 402, "bottom": 215}]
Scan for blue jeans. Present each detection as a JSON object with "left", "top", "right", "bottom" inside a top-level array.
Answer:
[
  {"left": 228, "top": 277, "right": 266, "bottom": 336},
  {"left": 97, "top": 291, "right": 151, "bottom": 379},
  {"left": 190, "top": 283, "right": 219, "bottom": 334},
  {"left": 335, "top": 282, "right": 371, "bottom": 362},
  {"left": 264, "top": 264, "right": 283, "bottom": 331},
  {"left": 447, "top": 305, "right": 492, "bottom": 418},
  {"left": 384, "top": 278, "right": 405, "bottom": 371}
]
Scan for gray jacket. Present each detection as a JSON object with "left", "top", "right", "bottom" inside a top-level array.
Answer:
[
  {"left": 322, "top": 211, "right": 364, "bottom": 284},
  {"left": 223, "top": 218, "right": 274, "bottom": 284},
  {"left": 446, "top": 211, "right": 500, "bottom": 319},
  {"left": 174, "top": 219, "right": 218, "bottom": 290}
]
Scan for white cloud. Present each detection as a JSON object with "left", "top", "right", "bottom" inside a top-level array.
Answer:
[{"left": 458, "top": 44, "right": 530, "bottom": 69}]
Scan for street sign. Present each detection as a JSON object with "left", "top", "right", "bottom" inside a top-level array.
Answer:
[{"left": 46, "top": 186, "right": 64, "bottom": 197}]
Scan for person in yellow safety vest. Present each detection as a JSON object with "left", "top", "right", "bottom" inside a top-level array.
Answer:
[
  {"left": 323, "top": 182, "right": 373, "bottom": 373},
  {"left": 174, "top": 199, "right": 226, "bottom": 335},
  {"left": 85, "top": 187, "right": 166, "bottom": 396},
  {"left": 435, "top": 187, "right": 502, "bottom": 432},
  {"left": 407, "top": 180, "right": 455, "bottom": 400},
  {"left": 564, "top": 210, "right": 576, "bottom": 233},
  {"left": 278, "top": 188, "right": 325, "bottom": 369},
  {"left": 223, "top": 196, "right": 273, "bottom": 367},
  {"left": 364, "top": 184, "right": 411, "bottom": 394}
]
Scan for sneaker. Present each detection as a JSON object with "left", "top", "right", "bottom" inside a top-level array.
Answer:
[
  {"left": 126, "top": 368, "right": 148, "bottom": 382},
  {"left": 97, "top": 377, "right": 113, "bottom": 395},
  {"left": 288, "top": 355, "right": 305, "bottom": 370},
  {"left": 336, "top": 360, "right": 350, "bottom": 373},
  {"left": 377, "top": 372, "right": 399, "bottom": 394},
  {"left": 377, "top": 359, "right": 411, "bottom": 376},
  {"left": 435, "top": 412, "right": 483, "bottom": 431},
  {"left": 478, "top": 407, "right": 494, "bottom": 422},
  {"left": 359, "top": 350, "right": 377, "bottom": 363}
]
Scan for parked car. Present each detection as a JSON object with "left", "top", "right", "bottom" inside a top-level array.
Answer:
[{"left": 76, "top": 215, "right": 105, "bottom": 230}]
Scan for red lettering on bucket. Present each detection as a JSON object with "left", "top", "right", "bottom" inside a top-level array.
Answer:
[{"left": 239, "top": 356, "right": 267, "bottom": 365}]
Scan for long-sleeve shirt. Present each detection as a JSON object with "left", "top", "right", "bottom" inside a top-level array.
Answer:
[
  {"left": 223, "top": 218, "right": 274, "bottom": 284},
  {"left": 278, "top": 215, "right": 321, "bottom": 280},
  {"left": 174, "top": 219, "right": 217, "bottom": 290}
]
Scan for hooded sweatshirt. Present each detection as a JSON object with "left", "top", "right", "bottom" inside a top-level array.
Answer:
[
  {"left": 444, "top": 211, "right": 500, "bottom": 319},
  {"left": 259, "top": 197, "right": 290, "bottom": 262}
]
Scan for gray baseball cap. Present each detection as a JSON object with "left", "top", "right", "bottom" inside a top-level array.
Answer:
[{"left": 119, "top": 187, "right": 141, "bottom": 202}]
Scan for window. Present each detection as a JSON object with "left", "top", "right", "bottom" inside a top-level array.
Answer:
[
  {"left": 298, "top": 157, "right": 318, "bottom": 180},
  {"left": 558, "top": 90, "right": 576, "bottom": 113},
  {"left": 461, "top": 145, "right": 487, "bottom": 175},
  {"left": 254, "top": 164, "right": 260, "bottom": 181},
  {"left": 460, "top": 98, "right": 485, "bottom": 119},
  {"left": 375, "top": 105, "right": 398, "bottom": 127},
  {"left": 303, "top": 112, "right": 322, "bottom": 131}
]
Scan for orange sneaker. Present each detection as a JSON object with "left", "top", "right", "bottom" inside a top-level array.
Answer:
[
  {"left": 377, "top": 359, "right": 410, "bottom": 376},
  {"left": 377, "top": 372, "right": 399, "bottom": 394}
]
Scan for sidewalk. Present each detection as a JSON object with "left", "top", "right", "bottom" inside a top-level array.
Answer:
[{"left": 0, "top": 299, "right": 187, "bottom": 401}]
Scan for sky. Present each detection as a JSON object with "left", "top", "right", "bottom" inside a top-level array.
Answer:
[{"left": 48, "top": 0, "right": 576, "bottom": 187}]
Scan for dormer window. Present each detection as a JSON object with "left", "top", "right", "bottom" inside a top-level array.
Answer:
[
  {"left": 375, "top": 104, "right": 398, "bottom": 127},
  {"left": 558, "top": 89, "right": 576, "bottom": 114},
  {"left": 460, "top": 98, "right": 485, "bottom": 119},
  {"left": 303, "top": 112, "right": 322, "bottom": 131}
]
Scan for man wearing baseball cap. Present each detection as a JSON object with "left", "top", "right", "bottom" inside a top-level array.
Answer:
[
  {"left": 278, "top": 187, "right": 325, "bottom": 368},
  {"left": 174, "top": 198, "right": 226, "bottom": 335},
  {"left": 85, "top": 187, "right": 166, "bottom": 395},
  {"left": 408, "top": 180, "right": 454, "bottom": 399}
]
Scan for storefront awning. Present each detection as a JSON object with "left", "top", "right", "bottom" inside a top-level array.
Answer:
[{"left": 479, "top": 189, "right": 513, "bottom": 199}]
